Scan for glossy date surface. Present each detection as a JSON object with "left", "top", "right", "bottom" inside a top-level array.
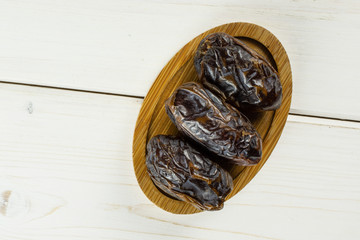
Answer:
[
  {"left": 194, "top": 32, "right": 282, "bottom": 111},
  {"left": 165, "top": 82, "right": 262, "bottom": 166},
  {"left": 146, "top": 135, "right": 233, "bottom": 211}
]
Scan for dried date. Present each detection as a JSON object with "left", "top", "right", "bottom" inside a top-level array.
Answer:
[
  {"left": 146, "top": 135, "right": 233, "bottom": 211},
  {"left": 165, "top": 82, "right": 262, "bottom": 166},
  {"left": 194, "top": 32, "right": 282, "bottom": 111}
]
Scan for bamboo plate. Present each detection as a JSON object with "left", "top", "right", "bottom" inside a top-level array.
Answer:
[{"left": 133, "top": 22, "right": 292, "bottom": 214}]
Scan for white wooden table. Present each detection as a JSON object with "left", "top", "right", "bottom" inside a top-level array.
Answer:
[{"left": 1, "top": 1, "right": 359, "bottom": 239}]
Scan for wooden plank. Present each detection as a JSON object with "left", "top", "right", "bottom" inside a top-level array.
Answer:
[
  {"left": 0, "top": 83, "right": 359, "bottom": 239},
  {"left": 0, "top": 0, "right": 360, "bottom": 120}
]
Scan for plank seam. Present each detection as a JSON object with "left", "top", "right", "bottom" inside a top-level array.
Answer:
[
  {"left": 0, "top": 80, "right": 144, "bottom": 99},
  {"left": 1, "top": 80, "right": 360, "bottom": 124}
]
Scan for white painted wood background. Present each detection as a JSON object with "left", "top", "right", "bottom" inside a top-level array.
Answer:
[{"left": 0, "top": 1, "right": 359, "bottom": 239}]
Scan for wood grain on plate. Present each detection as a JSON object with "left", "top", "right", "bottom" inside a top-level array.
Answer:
[{"left": 133, "top": 22, "right": 292, "bottom": 214}]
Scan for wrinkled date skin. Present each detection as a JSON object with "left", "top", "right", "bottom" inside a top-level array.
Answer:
[
  {"left": 194, "top": 32, "right": 282, "bottom": 111},
  {"left": 165, "top": 82, "right": 262, "bottom": 166},
  {"left": 146, "top": 135, "right": 233, "bottom": 211}
]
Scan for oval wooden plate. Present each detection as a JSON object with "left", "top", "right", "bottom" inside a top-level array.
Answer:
[{"left": 133, "top": 22, "right": 292, "bottom": 214}]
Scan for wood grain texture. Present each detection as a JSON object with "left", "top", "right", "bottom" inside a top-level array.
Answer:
[
  {"left": 133, "top": 22, "right": 292, "bottom": 214},
  {"left": 1, "top": 83, "right": 359, "bottom": 239},
  {"left": 0, "top": 0, "right": 359, "bottom": 238},
  {"left": 0, "top": 0, "right": 359, "bottom": 120}
]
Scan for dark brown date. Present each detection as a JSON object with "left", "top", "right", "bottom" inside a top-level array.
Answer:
[
  {"left": 194, "top": 32, "right": 282, "bottom": 111},
  {"left": 165, "top": 82, "right": 262, "bottom": 166},
  {"left": 146, "top": 135, "right": 233, "bottom": 211}
]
